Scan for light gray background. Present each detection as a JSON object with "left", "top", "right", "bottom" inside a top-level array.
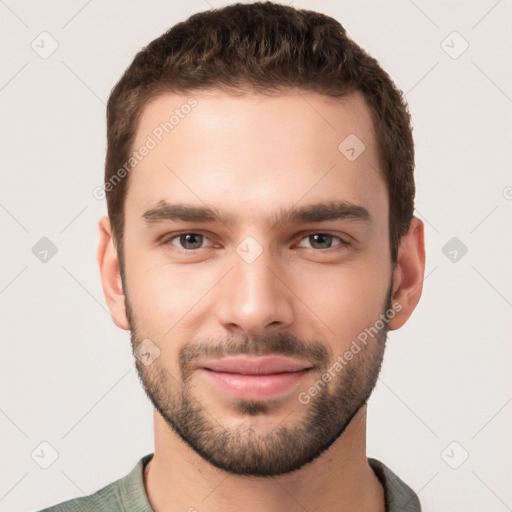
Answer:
[{"left": 1, "top": 1, "right": 511, "bottom": 511}]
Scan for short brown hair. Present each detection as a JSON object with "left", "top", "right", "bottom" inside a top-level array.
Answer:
[{"left": 105, "top": 1, "right": 415, "bottom": 266}]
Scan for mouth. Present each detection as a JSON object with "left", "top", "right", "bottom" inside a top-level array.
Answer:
[{"left": 199, "top": 356, "right": 313, "bottom": 400}]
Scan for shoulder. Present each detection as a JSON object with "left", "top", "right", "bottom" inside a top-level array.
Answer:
[
  {"left": 368, "top": 457, "right": 421, "bottom": 512},
  {"left": 37, "top": 454, "right": 154, "bottom": 512},
  {"left": 37, "top": 484, "right": 119, "bottom": 512}
]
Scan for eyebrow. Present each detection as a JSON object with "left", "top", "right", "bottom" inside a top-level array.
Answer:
[{"left": 142, "top": 200, "right": 372, "bottom": 228}]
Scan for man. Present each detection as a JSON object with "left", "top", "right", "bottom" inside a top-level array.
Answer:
[{"left": 41, "top": 2, "right": 425, "bottom": 511}]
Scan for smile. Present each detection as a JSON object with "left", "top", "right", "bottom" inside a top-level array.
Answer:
[{"left": 199, "top": 356, "right": 313, "bottom": 400}]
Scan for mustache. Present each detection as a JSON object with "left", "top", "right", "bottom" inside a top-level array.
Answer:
[{"left": 179, "top": 332, "right": 331, "bottom": 372}]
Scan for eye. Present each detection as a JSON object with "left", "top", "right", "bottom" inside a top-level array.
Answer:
[
  {"left": 296, "top": 233, "right": 347, "bottom": 250},
  {"left": 166, "top": 232, "right": 212, "bottom": 250},
  {"left": 162, "top": 231, "right": 349, "bottom": 252}
]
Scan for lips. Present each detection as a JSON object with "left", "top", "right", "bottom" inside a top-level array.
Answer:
[
  {"left": 199, "top": 356, "right": 313, "bottom": 400},
  {"left": 202, "top": 356, "right": 312, "bottom": 375}
]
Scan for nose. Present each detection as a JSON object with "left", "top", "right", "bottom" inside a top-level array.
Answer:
[{"left": 216, "top": 244, "right": 295, "bottom": 337}]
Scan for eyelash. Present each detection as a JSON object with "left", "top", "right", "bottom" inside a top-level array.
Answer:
[{"left": 161, "top": 231, "right": 350, "bottom": 252}]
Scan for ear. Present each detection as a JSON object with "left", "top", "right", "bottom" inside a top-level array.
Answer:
[
  {"left": 97, "top": 215, "right": 130, "bottom": 330},
  {"left": 388, "top": 217, "right": 426, "bottom": 330}
]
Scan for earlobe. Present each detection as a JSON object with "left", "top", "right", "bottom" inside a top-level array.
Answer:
[
  {"left": 97, "top": 215, "right": 130, "bottom": 330},
  {"left": 388, "top": 217, "right": 426, "bottom": 331}
]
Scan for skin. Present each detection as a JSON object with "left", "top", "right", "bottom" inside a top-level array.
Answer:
[{"left": 97, "top": 89, "right": 425, "bottom": 512}]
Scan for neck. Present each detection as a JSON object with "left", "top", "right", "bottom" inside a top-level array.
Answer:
[{"left": 144, "top": 406, "right": 385, "bottom": 512}]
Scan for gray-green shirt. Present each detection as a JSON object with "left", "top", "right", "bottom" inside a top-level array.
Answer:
[{"left": 38, "top": 454, "right": 421, "bottom": 511}]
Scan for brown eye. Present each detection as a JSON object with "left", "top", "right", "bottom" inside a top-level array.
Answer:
[{"left": 168, "top": 233, "right": 206, "bottom": 250}]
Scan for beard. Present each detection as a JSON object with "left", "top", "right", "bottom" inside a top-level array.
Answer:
[{"left": 126, "top": 282, "right": 392, "bottom": 477}]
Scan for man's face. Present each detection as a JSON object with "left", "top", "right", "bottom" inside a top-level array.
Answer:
[{"left": 121, "top": 89, "right": 394, "bottom": 476}]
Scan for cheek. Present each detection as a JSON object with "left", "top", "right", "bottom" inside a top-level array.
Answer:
[
  {"left": 123, "top": 229, "right": 392, "bottom": 347},
  {"left": 298, "top": 256, "right": 390, "bottom": 346},
  {"left": 124, "top": 250, "right": 218, "bottom": 336}
]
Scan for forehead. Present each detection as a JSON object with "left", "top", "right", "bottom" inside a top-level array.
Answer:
[{"left": 125, "top": 88, "right": 387, "bottom": 229}]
